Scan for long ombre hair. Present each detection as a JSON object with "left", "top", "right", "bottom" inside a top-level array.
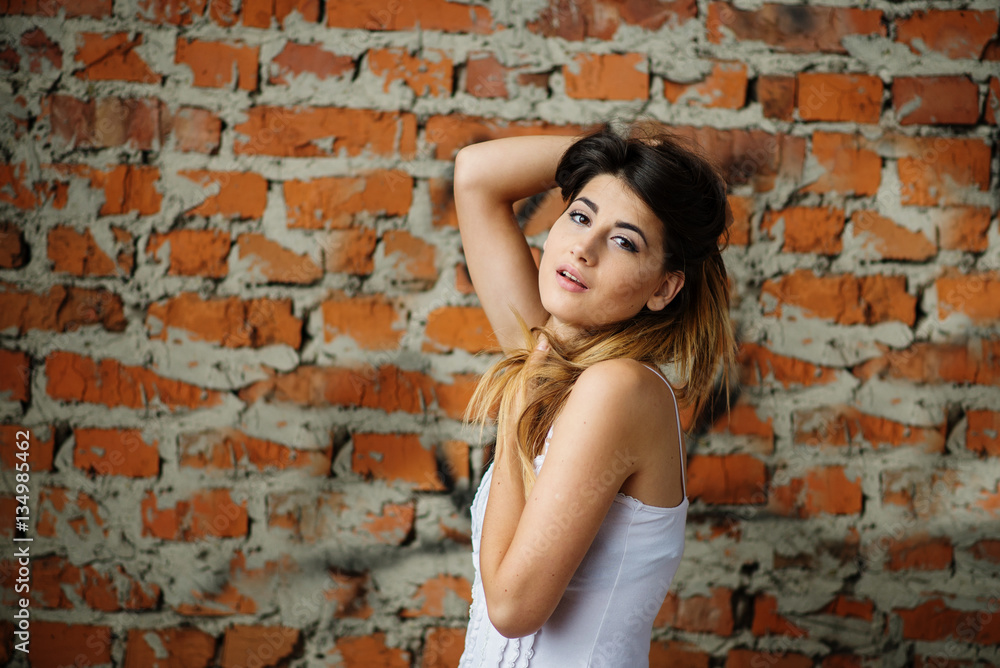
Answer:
[{"left": 465, "top": 121, "right": 736, "bottom": 496}]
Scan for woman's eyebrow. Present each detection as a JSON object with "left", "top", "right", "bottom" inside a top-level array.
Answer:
[
  {"left": 572, "top": 197, "right": 648, "bottom": 246},
  {"left": 615, "top": 222, "right": 647, "bottom": 246}
]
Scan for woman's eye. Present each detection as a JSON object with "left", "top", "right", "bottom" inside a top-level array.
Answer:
[
  {"left": 614, "top": 236, "right": 638, "bottom": 252},
  {"left": 569, "top": 211, "right": 589, "bottom": 225}
]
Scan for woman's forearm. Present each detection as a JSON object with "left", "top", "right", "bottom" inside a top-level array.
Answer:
[{"left": 454, "top": 134, "right": 578, "bottom": 206}]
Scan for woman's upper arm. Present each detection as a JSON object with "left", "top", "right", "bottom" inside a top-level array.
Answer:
[
  {"left": 454, "top": 143, "right": 553, "bottom": 352},
  {"left": 481, "top": 360, "right": 652, "bottom": 636}
]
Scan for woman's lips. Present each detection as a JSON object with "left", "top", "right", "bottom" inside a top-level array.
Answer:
[{"left": 556, "top": 265, "right": 588, "bottom": 292}]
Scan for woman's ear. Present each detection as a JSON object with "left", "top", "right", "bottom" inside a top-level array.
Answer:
[{"left": 646, "top": 271, "right": 685, "bottom": 312}]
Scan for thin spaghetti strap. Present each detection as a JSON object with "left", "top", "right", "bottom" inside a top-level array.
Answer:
[{"left": 640, "top": 364, "right": 687, "bottom": 498}]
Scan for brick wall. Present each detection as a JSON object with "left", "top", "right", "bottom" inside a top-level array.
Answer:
[{"left": 0, "top": 1, "right": 998, "bottom": 666}]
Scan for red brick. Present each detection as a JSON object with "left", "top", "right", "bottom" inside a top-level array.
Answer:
[
  {"left": 268, "top": 41, "right": 353, "bottom": 85},
  {"left": 896, "top": 598, "right": 1000, "bottom": 643},
  {"left": 430, "top": 374, "right": 477, "bottom": 421},
  {"left": 708, "top": 3, "right": 884, "bottom": 53},
  {"left": 321, "top": 292, "right": 404, "bottom": 350},
  {"left": 48, "top": 225, "right": 134, "bottom": 277},
  {"left": 142, "top": 488, "right": 248, "bottom": 540},
  {"left": 365, "top": 502, "right": 417, "bottom": 544},
  {"left": 2, "top": 0, "right": 111, "bottom": 17},
  {"left": 35, "top": 487, "right": 108, "bottom": 538},
  {"left": 0, "top": 45, "right": 17, "bottom": 74},
  {"left": 970, "top": 539, "right": 1000, "bottom": 563},
  {"left": 757, "top": 75, "right": 796, "bottom": 120},
  {"left": 893, "top": 76, "right": 979, "bottom": 125},
  {"left": 687, "top": 454, "right": 767, "bottom": 505},
  {"left": 0, "top": 285, "right": 126, "bottom": 334},
  {"left": 175, "top": 37, "right": 258, "bottom": 90},
  {"left": 328, "top": 569, "right": 373, "bottom": 619},
  {"left": 31, "top": 621, "right": 112, "bottom": 667},
  {"left": 852, "top": 210, "right": 935, "bottom": 261},
  {"left": 855, "top": 340, "right": 1000, "bottom": 386},
  {"left": 769, "top": 466, "right": 863, "bottom": 517},
  {"left": 794, "top": 406, "right": 945, "bottom": 453},
  {"left": 656, "top": 587, "right": 734, "bottom": 636},
  {"left": 671, "top": 126, "right": 805, "bottom": 192},
  {"left": 821, "top": 595, "right": 874, "bottom": 622},
  {"left": 711, "top": 403, "right": 774, "bottom": 453},
  {"left": 369, "top": 47, "right": 454, "bottom": 97},
  {"left": 20, "top": 28, "right": 61, "bottom": 73},
  {"left": 324, "top": 227, "right": 378, "bottom": 275},
  {"left": 46, "top": 350, "right": 228, "bottom": 410},
  {"left": 423, "top": 306, "right": 497, "bottom": 353},
  {"left": 327, "top": 0, "right": 492, "bottom": 33},
  {"left": 649, "top": 640, "right": 711, "bottom": 668},
  {"left": 236, "top": 233, "right": 322, "bottom": 284},
  {"left": 32, "top": 556, "right": 159, "bottom": 612},
  {"left": 466, "top": 52, "right": 509, "bottom": 98},
  {"left": 334, "top": 633, "right": 410, "bottom": 668},
  {"left": 762, "top": 270, "right": 916, "bottom": 326},
  {"left": 725, "top": 195, "right": 752, "bottom": 246},
  {"left": 242, "top": 0, "right": 319, "bottom": 27},
  {"left": 797, "top": 72, "right": 883, "bottom": 123},
  {"left": 135, "top": 0, "right": 207, "bottom": 25},
  {"left": 565, "top": 53, "right": 648, "bottom": 101},
  {"left": 0, "top": 223, "right": 27, "bottom": 268},
  {"left": 761, "top": 206, "right": 844, "bottom": 254},
  {"left": 401, "top": 574, "right": 472, "bottom": 617},
  {"left": 528, "top": 0, "right": 697, "bottom": 40},
  {"left": 725, "top": 649, "right": 812, "bottom": 668},
  {"left": 48, "top": 96, "right": 167, "bottom": 151},
  {"left": 170, "top": 106, "right": 222, "bottom": 153},
  {"left": 897, "top": 137, "right": 991, "bottom": 206},
  {"left": 740, "top": 343, "right": 840, "bottom": 388},
  {"left": 936, "top": 273, "right": 1000, "bottom": 324},
  {"left": 220, "top": 625, "right": 299, "bottom": 668},
  {"left": 179, "top": 427, "right": 332, "bottom": 475},
  {"left": 429, "top": 177, "right": 458, "bottom": 227},
  {"left": 935, "top": 207, "right": 993, "bottom": 252},
  {"left": 520, "top": 189, "right": 564, "bottom": 237},
  {"left": 239, "top": 364, "right": 434, "bottom": 414},
  {"left": 147, "top": 293, "right": 302, "bottom": 349},
  {"left": 664, "top": 61, "right": 747, "bottom": 109},
  {"left": 235, "top": 106, "right": 417, "bottom": 157},
  {"left": 0, "top": 163, "right": 67, "bottom": 210},
  {"left": 74, "top": 428, "right": 160, "bottom": 477},
  {"left": 124, "top": 627, "right": 217, "bottom": 668},
  {"left": 75, "top": 33, "right": 160, "bottom": 83},
  {"left": 895, "top": 10, "right": 999, "bottom": 59},
  {"left": 0, "top": 424, "right": 53, "bottom": 470},
  {"left": 752, "top": 593, "right": 808, "bottom": 636},
  {"left": 179, "top": 170, "right": 268, "bottom": 219},
  {"left": 147, "top": 229, "right": 230, "bottom": 277},
  {"left": 987, "top": 76, "right": 999, "bottom": 125},
  {"left": 353, "top": 433, "right": 444, "bottom": 491},
  {"left": 887, "top": 533, "right": 953, "bottom": 571},
  {"left": 967, "top": 410, "right": 1000, "bottom": 456},
  {"left": 803, "top": 132, "right": 881, "bottom": 196},
  {"left": 426, "top": 115, "right": 583, "bottom": 160},
  {"left": 421, "top": 627, "right": 466, "bottom": 668},
  {"left": 284, "top": 171, "right": 412, "bottom": 229},
  {"left": 0, "top": 351, "right": 30, "bottom": 403},
  {"left": 383, "top": 229, "right": 438, "bottom": 285}
]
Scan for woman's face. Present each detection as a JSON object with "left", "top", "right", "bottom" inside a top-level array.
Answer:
[{"left": 538, "top": 174, "right": 684, "bottom": 340}]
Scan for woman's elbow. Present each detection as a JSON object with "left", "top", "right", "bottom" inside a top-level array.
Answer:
[{"left": 485, "top": 597, "right": 547, "bottom": 639}]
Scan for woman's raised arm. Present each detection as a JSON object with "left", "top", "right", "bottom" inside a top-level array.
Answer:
[{"left": 454, "top": 135, "right": 577, "bottom": 352}]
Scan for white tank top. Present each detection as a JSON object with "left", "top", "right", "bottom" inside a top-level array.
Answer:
[{"left": 459, "top": 364, "right": 688, "bottom": 668}]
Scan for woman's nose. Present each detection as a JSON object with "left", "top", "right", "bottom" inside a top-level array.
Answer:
[{"left": 571, "top": 231, "right": 599, "bottom": 264}]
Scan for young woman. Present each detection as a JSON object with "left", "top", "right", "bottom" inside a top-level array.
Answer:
[{"left": 454, "top": 121, "right": 735, "bottom": 667}]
